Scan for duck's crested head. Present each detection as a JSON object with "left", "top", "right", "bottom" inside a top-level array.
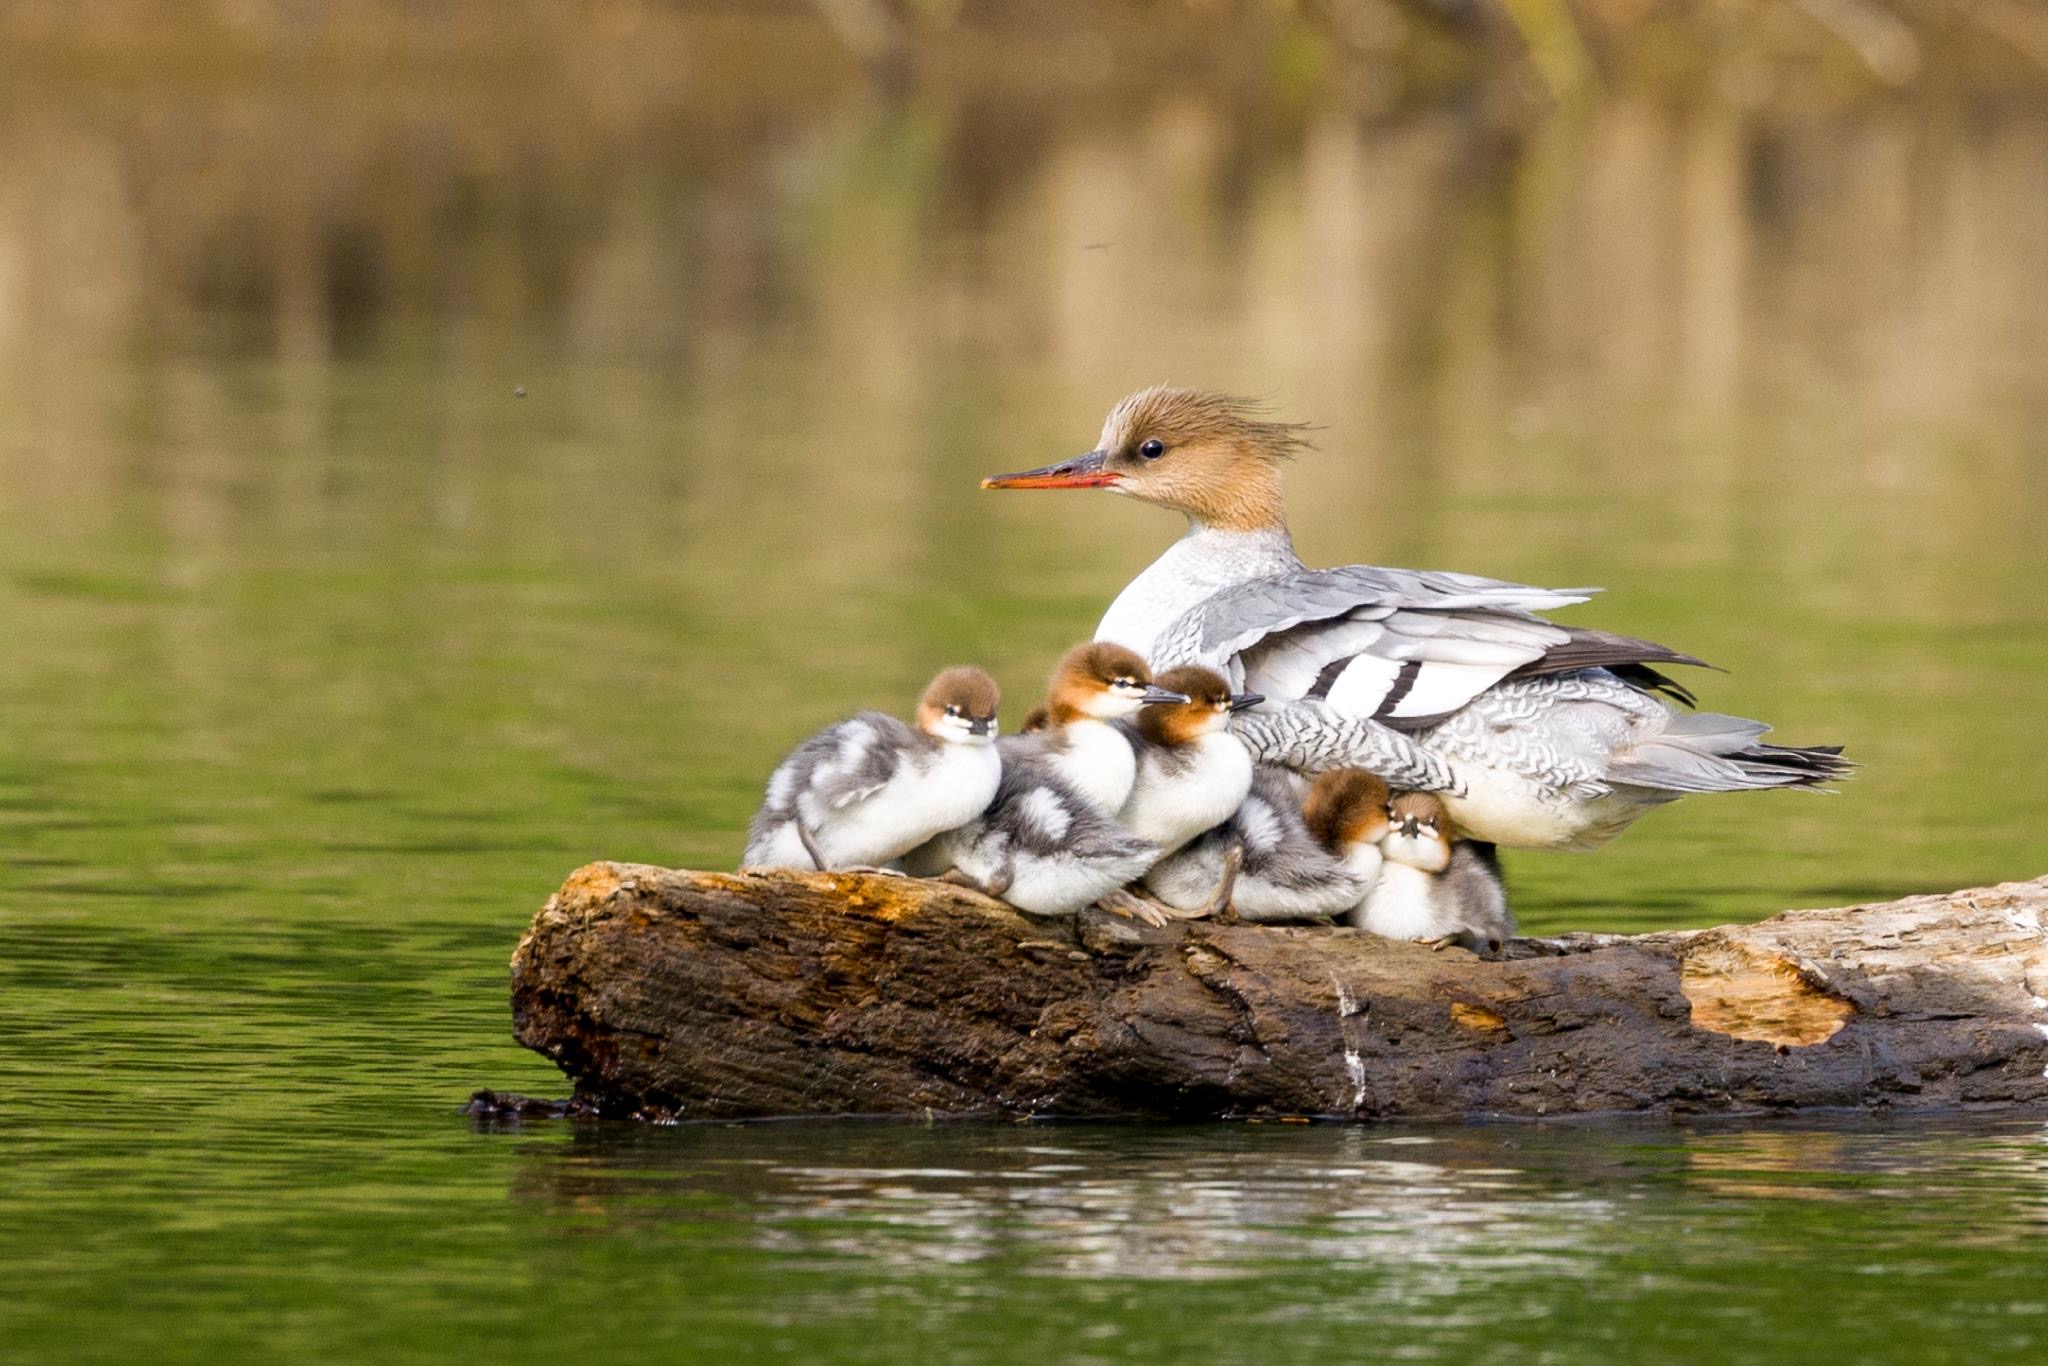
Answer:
[
  {"left": 982, "top": 387, "right": 1311, "bottom": 533},
  {"left": 1046, "top": 641, "right": 1186, "bottom": 721},
  {"left": 1302, "top": 769, "right": 1392, "bottom": 853},
  {"left": 1134, "top": 664, "right": 1262, "bottom": 745},
  {"left": 916, "top": 666, "right": 1001, "bottom": 744}
]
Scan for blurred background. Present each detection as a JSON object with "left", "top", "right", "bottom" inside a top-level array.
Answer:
[{"left": 4, "top": 3, "right": 2048, "bottom": 1361}]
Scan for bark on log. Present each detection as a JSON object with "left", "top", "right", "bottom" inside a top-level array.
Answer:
[{"left": 505, "top": 863, "right": 2048, "bottom": 1122}]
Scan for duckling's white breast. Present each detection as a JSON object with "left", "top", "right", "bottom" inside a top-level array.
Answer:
[
  {"left": 1048, "top": 719, "right": 1138, "bottom": 815},
  {"left": 1355, "top": 862, "right": 1452, "bottom": 941},
  {"left": 821, "top": 742, "right": 1000, "bottom": 864},
  {"left": 1123, "top": 732, "right": 1254, "bottom": 855}
]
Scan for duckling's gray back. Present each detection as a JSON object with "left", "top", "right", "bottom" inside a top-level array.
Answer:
[
  {"left": 984, "top": 761, "right": 1150, "bottom": 861},
  {"left": 1146, "top": 764, "right": 1364, "bottom": 919},
  {"left": 951, "top": 759, "right": 1157, "bottom": 916},
  {"left": 744, "top": 711, "right": 913, "bottom": 864},
  {"left": 1441, "top": 841, "right": 1514, "bottom": 952}
]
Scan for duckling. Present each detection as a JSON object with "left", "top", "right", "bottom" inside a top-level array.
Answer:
[
  {"left": 742, "top": 666, "right": 1001, "bottom": 873},
  {"left": 1000, "top": 642, "right": 1189, "bottom": 816},
  {"left": 900, "top": 645, "right": 1187, "bottom": 909},
  {"left": 1143, "top": 764, "right": 1372, "bottom": 921},
  {"left": 1019, "top": 705, "right": 1052, "bottom": 734},
  {"left": 1097, "top": 665, "right": 1260, "bottom": 922},
  {"left": 1349, "top": 791, "right": 1515, "bottom": 955},
  {"left": 932, "top": 767, "right": 1161, "bottom": 918},
  {"left": 1302, "top": 768, "right": 1392, "bottom": 898},
  {"left": 1119, "top": 664, "right": 1260, "bottom": 858}
]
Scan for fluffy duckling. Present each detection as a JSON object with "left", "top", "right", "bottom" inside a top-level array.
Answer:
[
  {"left": 906, "top": 644, "right": 1183, "bottom": 915},
  {"left": 1142, "top": 764, "right": 1371, "bottom": 921},
  {"left": 931, "top": 767, "right": 1161, "bottom": 918},
  {"left": 1000, "top": 642, "right": 1189, "bottom": 816},
  {"left": 742, "top": 667, "right": 1001, "bottom": 872},
  {"left": 1099, "top": 665, "right": 1260, "bottom": 922},
  {"left": 1302, "top": 769, "right": 1391, "bottom": 898},
  {"left": 1349, "top": 791, "right": 1514, "bottom": 955},
  {"left": 1118, "top": 665, "right": 1260, "bottom": 858}
]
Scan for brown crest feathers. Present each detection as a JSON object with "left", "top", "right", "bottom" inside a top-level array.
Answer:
[
  {"left": 1388, "top": 791, "right": 1448, "bottom": 824},
  {"left": 1134, "top": 665, "right": 1233, "bottom": 746},
  {"left": 1303, "top": 769, "right": 1392, "bottom": 851},
  {"left": 1152, "top": 665, "right": 1231, "bottom": 707},
  {"left": 1101, "top": 387, "right": 1315, "bottom": 461},
  {"left": 1052, "top": 641, "right": 1152, "bottom": 689},
  {"left": 921, "top": 666, "right": 1000, "bottom": 718}
]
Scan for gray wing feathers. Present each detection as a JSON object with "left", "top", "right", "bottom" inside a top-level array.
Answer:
[
  {"left": 1159, "top": 566, "right": 1595, "bottom": 669},
  {"left": 1231, "top": 703, "right": 1461, "bottom": 793},
  {"left": 983, "top": 766, "right": 1152, "bottom": 861},
  {"left": 1158, "top": 568, "right": 1608, "bottom": 723},
  {"left": 1607, "top": 710, "right": 1852, "bottom": 793},
  {"left": 801, "top": 712, "right": 910, "bottom": 811},
  {"left": 1155, "top": 563, "right": 1846, "bottom": 812},
  {"left": 1157, "top": 565, "right": 1734, "bottom": 735}
]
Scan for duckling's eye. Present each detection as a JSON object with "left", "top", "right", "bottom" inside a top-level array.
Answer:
[
  {"left": 944, "top": 705, "right": 962, "bottom": 717},
  {"left": 1138, "top": 438, "right": 1167, "bottom": 459},
  {"left": 1113, "top": 677, "right": 1136, "bottom": 689}
]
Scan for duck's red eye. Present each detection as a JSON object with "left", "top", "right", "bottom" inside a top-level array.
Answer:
[{"left": 1139, "top": 439, "right": 1166, "bottom": 459}]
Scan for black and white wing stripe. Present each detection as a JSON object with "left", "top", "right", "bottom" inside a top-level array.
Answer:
[{"left": 1151, "top": 566, "right": 1703, "bottom": 727}]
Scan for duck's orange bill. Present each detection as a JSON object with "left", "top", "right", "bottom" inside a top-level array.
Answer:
[{"left": 981, "top": 451, "right": 1120, "bottom": 489}]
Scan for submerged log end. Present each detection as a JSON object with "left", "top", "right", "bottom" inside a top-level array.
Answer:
[{"left": 506, "top": 862, "right": 2048, "bottom": 1123}]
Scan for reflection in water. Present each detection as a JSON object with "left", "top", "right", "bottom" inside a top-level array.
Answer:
[{"left": 501, "top": 1118, "right": 2048, "bottom": 1286}]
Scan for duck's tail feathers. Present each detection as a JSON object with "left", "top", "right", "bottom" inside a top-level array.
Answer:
[{"left": 1607, "top": 712, "right": 1853, "bottom": 794}]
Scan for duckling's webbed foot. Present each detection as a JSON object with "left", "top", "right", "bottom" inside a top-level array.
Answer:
[
  {"left": 1096, "top": 887, "right": 1172, "bottom": 928},
  {"left": 795, "top": 819, "right": 831, "bottom": 871},
  {"left": 1201, "top": 844, "right": 1244, "bottom": 923},
  {"left": 937, "top": 867, "right": 1010, "bottom": 900}
]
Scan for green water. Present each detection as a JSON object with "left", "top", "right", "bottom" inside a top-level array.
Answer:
[{"left": 5, "top": 13, "right": 2048, "bottom": 1362}]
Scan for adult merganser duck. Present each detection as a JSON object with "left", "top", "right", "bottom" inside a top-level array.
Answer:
[
  {"left": 742, "top": 666, "right": 1001, "bottom": 872},
  {"left": 983, "top": 386, "right": 1850, "bottom": 850},
  {"left": 999, "top": 642, "right": 1190, "bottom": 815},
  {"left": 1348, "top": 791, "right": 1515, "bottom": 955},
  {"left": 1143, "top": 763, "right": 1372, "bottom": 922}
]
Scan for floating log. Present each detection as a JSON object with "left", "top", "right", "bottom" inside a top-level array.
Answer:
[{"left": 504, "top": 863, "right": 2048, "bottom": 1122}]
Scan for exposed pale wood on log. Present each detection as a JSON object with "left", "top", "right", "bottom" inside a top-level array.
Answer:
[{"left": 505, "top": 863, "right": 2048, "bottom": 1122}]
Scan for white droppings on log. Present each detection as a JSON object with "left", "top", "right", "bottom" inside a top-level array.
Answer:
[{"left": 1327, "top": 974, "right": 1369, "bottom": 1113}]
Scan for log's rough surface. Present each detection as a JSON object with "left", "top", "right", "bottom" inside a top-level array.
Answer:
[{"left": 508, "top": 863, "right": 2048, "bottom": 1122}]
